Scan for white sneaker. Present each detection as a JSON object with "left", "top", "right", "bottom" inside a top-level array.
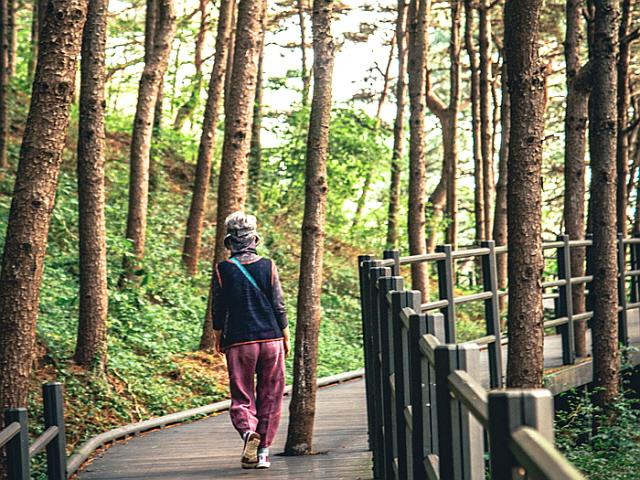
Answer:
[
  {"left": 256, "top": 448, "right": 271, "bottom": 469},
  {"left": 241, "top": 432, "right": 261, "bottom": 469}
]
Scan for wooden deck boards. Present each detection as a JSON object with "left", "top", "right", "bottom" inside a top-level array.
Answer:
[
  {"left": 76, "top": 310, "right": 640, "bottom": 479},
  {"left": 77, "top": 379, "right": 372, "bottom": 480}
]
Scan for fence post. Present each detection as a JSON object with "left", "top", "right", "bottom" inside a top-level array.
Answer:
[
  {"left": 358, "top": 255, "right": 374, "bottom": 453},
  {"left": 617, "top": 234, "right": 629, "bottom": 346},
  {"left": 378, "top": 275, "right": 403, "bottom": 479},
  {"left": 480, "top": 240, "right": 504, "bottom": 387},
  {"left": 556, "top": 235, "right": 576, "bottom": 365},
  {"left": 631, "top": 233, "right": 640, "bottom": 303},
  {"left": 407, "top": 305, "right": 427, "bottom": 478},
  {"left": 436, "top": 244, "right": 456, "bottom": 342},
  {"left": 488, "top": 389, "right": 554, "bottom": 480},
  {"left": 585, "top": 233, "right": 594, "bottom": 316},
  {"left": 425, "top": 313, "right": 446, "bottom": 456},
  {"left": 389, "top": 289, "right": 415, "bottom": 480},
  {"left": 433, "top": 343, "right": 484, "bottom": 479},
  {"left": 43, "top": 382, "right": 67, "bottom": 480},
  {"left": 369, "top": 265, "right": 391, "bottom": 478},
  {"left": 4, "top": 408, "right": 30, "bottom": 480},
  {"left": 384, "top": 249, "right": 401, "bottom": 277}
]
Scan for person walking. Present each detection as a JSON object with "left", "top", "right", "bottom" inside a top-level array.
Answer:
[{"left": 212, "top": 211, "right": 290, "bottom": 469}]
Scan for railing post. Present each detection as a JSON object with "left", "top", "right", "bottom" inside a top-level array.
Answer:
[
  {"left": 436, "top": 244, "right": 456, "bottom": 342},
  {"left": 480, "top": 240, "right": 504, "bottom": 387},
  {"left": 631, "top": 233, "right": 640, "bottom": 303},
  {"left": 389, "top": 289, "right": 415, "bottom": 480},
  {"left": 585, "top": 233, "right": 594, "bottom": 316},
  {"left": 378, "top": 275, "right": 403, "bottom": 479},
  {"left": 617, "top": 234, "right": 629, "bottom": 346},
  {"left": 358, "top": 255, "right": 374, "bottom": 453},
  {"left": 43, "top": 382, "right": 67, "bottom": 480},
  {"left": 4, "top": 408, "right": 30, "bottom": 480},
  {"left": 407, "top": 305, "right": 427, "bottom": 478},
  {"left": 434, "top": 344, "right": 484, "bottom": 479},
  {"left": 488, "top": 389, "right": 554, "bottom": 480},
  {"left": 426, "top": 313, "right": 446, "bottom": 456},
  {"left": 384, "top": 249, "right": 401, "bottom": 277},
  {"left": 369, "top": 265, "right": 391, "bottom": 478},
  {"left": 556, "top": 235, "right": 576, "bottom": 365}
]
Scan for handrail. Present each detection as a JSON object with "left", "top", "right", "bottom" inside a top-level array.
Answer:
[
  {"left": 447, "top": 370, "right": 489, "bottom": 429},
  {"left": 419, "top": 334, "right": 441, "bottom": 365},
  {"left": 0, "top": 422, "right": 20, "bottom": 449},
  {"left": 29, "top": 426, "right": 59, "bottom": 458},
  {"left": 510, "top": 426, "right": 586, "bottom": 480}
]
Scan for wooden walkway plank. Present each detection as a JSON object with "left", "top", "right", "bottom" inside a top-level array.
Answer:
[{"left": 77, "top": 379, "right": 372, "bottom": 480}]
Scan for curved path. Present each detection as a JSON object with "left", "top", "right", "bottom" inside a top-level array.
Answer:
[{"left": 77, "top": 378, "right": 372, "bottom": 480}]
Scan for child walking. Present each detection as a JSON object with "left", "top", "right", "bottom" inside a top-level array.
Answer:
[{"left": 211, "top": 212, "right": 290, "bottom": 469}]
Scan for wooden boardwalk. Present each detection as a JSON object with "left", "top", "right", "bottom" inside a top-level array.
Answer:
[{"left": 77, "top": 379, "right": 372, "bottom": 480}]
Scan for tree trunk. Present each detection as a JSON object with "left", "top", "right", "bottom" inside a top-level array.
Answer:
[
  {"left": 199, "top": 0, "right": 267, "bottom": 350},
  {"left": 28, "top": 0, "right": 46, "bottom": 79},
  {"left": 224, "top": 0, "right": 238, "bottom": 112},
  {"left": 284, "top": 0, "right": 334, "bottom": 455},
  {"left": 297, "top": 0, "right": 310, "bottom": 106},
  {"left": 0, "top": 0, "right": 8, "bottom": 169},
  {"left": 504, "top": 0, "right": 546, "bottom": 388},
  {"left": 248, "top": 12, "right": 266, "bottom": 211},
  {"left": 589, "top": 0, "right": 620, "bottom": 409},
  {"left": 479, "top": 0, "right": 494, "bottom": 239},
  {"left": 182, "top": 0, "right": 235, "bottom": 276},
  {"left": 0, "top": 0, "right": 87, "bottom": 419},
  {"left": 173, "top": 0, "right": 209, "bottom": 131},
  {"left": 124, "top": 0, "right": 176, "bottom": 280},
  {"left": 616, "top": 0, "right": 631, "bottom": 236},
  {"left": 493, "top": 63, "right": 509, "bottom": 294},
  {"left": 74, "top": 0, "right": 108, "bottom": 371},
  {"left": 464, "top": 0, "right": 484, "bottom": 243},
  {"left": 386, "top": 0, "right": 408, "bottom": 250},
  {"left": 6, "top": 0, "right": 15, "bottom": 77},
  {"left": 406, "top": 0, "right": 429, "bottom": 298},
  {"left": 563, "top": 0, "right": 590, "bottom": 357}
]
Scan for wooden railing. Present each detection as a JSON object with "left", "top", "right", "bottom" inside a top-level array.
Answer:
[
  {"left": 1, "top": 383, "right": 67, "bottom": 480},
  {"left": 357, "top": 235, "right": 640, "bottom": 479}
]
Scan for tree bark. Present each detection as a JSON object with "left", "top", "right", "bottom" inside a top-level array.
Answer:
[
  {"left": 28, "top": 0, "right": 46, "bottom": 79},
  {"left": 504, "top": 0, "right": 546, "bottom": 388},
  {"left": 124, "top": 0, "right": 176, "bottom": 280},
  {"left": 563, "top": 0, "right": 590, "bottom": 357},
  {"left": 224, "top": 0, "right": 238, "bottom": 112},
  {"left": 493, "top": 62, "right": 509, "bottom": 294},
  {"left": 589, "top": 0, "right": 620, "bottom": 409},
  {"left": 0, "top": 0, "right": 8, "bottom": 169},
  {"left": 0, "top": 0, "right": 87, "bottom": 416},
  {"left": 616, "top": 0, "right": 631, "bottom": 236},
  {"left": 297, "top": 0, "right": 310, "bottom": 106},
  {"left": 182, "top": 0, "right": 235, "bottom": 276},
  {"left": 200, "top": 0, "right": 267, "bottom": 350},
  {"left": 479, "top": 0, "right": 494, "bottom": 239},
  {"left": 6, "top": 0, "right": 15, "bottom": 77},
  {"left": 464, "top": 0, "right": 485, "bottom": 243},
  {"left": 406, "top": 0, "right": 429, "bottom": 298},
  {"left": 73, "top": 0, "right": 108, "bottom": 371},
  {"left": 284, "top": 0, "right": 334, "bottom": 455},
  {"left": 386, "top": 0, "right": 408, "bottom": 250},
  {"left": 248, "top": 12, "right": 266, "bottom": 211}
]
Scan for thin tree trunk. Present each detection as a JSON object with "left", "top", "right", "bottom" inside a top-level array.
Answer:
[
  {"left": 284, "top": 0, "right": 334, "bottom": 455},
  {"left": 173, "top": 0, "right": 209, "bottom": 131},
  {"left": 464, "top": 0, "right": 484, "bottom": 243},
  {"left": 0, "top": 0, "right": 87, "bottom": 427},
  {"left": 589, "top": 0, "right": 620, "bottom": 409},
  {"left": 248, "top": 12, "right": 266, "bottom": 211},
  {"left": 386, "top": 0, "right": 408, "bottom": 250},
  {"left": 563, "top": 0, "right": 590, "bottom": 357},
  {"left": 200, "top": 0, "right": 267, "bottom": 350},
  {"left": 406, "top": 0, "right": 429, "bottom": 298},
  {"left": 74, "top": 0, "right": 108, "bottom": 371},
  {"left": 224, "top": 0, "right": 237, "bottom": 111},
  {"left": 0, "top": 0, "right": 8, "bottom": 169},
  {"left": 124, "top": 0, "right": 176, "bottom": 280},
  {"left": 493, "top": 63, "right": 509, "bottom": 294},
  {"left": 504, "top": 0, "right": 546, "bottom": 388},
  {"left": 6, "top": 0, "right": 15, "bottom": 77},
  {"left": 616, "top": 0, "right": 631, "bottom": 236},
  {"left": 182, "top": 0, "right": 235, "bottom": 275},
  {"left": 28, "top": 0, "right": 46, "bottom": 79},
  {"left": 297, "top": 0, "right": 310, "bottom": 106},
  {"left": 479, "top": 0, "right": 494, "bottom": 239}
]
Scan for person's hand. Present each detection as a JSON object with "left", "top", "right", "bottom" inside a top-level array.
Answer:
[
  {"left": 212, "top": 330, "right": 222, "bottom": 355},
  {"left": 282, "top": 327, "right": 291, "bottom": 358}
]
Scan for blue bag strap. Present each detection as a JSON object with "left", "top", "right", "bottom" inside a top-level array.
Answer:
[{"left": 229, "top": 257, "right": 262, "bottom": 291}]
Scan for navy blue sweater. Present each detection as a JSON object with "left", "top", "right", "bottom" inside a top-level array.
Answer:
[{"left": 211, "top": 254, "right": 288, "bottom": 349}]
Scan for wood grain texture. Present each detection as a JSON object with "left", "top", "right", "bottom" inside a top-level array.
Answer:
[{"left": 77, "top": 380, "right": 372, "bottom": 480}]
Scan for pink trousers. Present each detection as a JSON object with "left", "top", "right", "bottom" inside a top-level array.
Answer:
[{"left": 225, "top": 340, "right": 285, "bottom": 448}]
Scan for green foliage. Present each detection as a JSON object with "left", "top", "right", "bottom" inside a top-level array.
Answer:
[{"left": 556, "top": 386, "right": 640, "bottom": 479}]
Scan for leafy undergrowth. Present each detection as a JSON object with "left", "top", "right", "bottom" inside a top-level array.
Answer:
[{"left": 556, "top": 386, "right": 640, "bottom": 479}]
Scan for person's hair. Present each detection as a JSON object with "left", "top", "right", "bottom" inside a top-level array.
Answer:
[{"left": 225, "top": 211, "right": 257, "bottom": 236}]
